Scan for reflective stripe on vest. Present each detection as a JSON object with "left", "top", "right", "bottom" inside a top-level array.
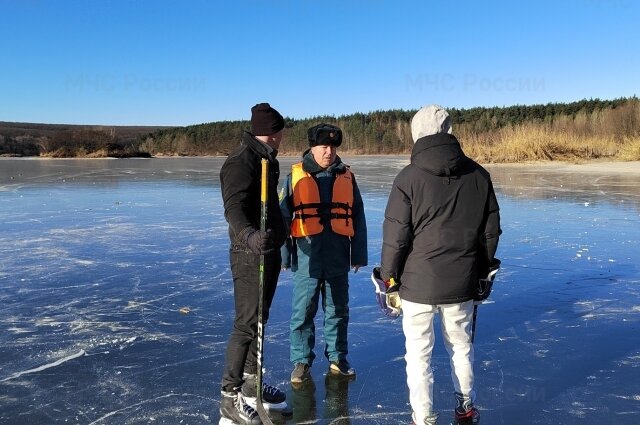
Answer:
[{"left": 290, "top": 162, "right": 355, "bottom": 237}]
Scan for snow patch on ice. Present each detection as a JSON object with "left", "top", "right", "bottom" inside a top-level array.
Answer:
[
  {"left": 6, "top": 326, "right": 33, "bottom": 334},
  {"left": 74, "top": 259, "right": 95, "bottom": 265},
  {"left": 35, "top": 317, "right": 62, "bottom": 327},
  {"left": 614, "top": 394, "right": 640, "bottom": 401},
  {"left": 498, "top": 336, "right": 518, "bottom": 341}
]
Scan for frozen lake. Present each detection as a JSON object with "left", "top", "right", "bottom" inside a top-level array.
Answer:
[{"left": 1, "top": 157, "right": 639, "bottom": 425}]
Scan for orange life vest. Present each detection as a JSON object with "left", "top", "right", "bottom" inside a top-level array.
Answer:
[{"left": 290, "top": 162, "right": 355, "bottom": 237}]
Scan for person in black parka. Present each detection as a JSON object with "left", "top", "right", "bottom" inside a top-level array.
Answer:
[
  {"left": 380, "top": 104, "right": 501, "bottom": 425},
  {"left": 219, "top": 103, "right": 288, "bottom": 425}
]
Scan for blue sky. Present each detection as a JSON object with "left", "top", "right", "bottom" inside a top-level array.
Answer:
[{"left": 1, "top": 0, "right": 639, "bottom": 126}]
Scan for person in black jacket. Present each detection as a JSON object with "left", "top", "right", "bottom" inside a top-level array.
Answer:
[
  {"left": 380, "top": 105, "right": 501, "bottom": 425},
  {"left": 219, "top": 103, "right": 288, "bottom": 425}
]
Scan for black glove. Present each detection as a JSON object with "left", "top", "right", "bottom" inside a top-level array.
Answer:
[
  {"left": 379, "top": 268, "right": 393, "bottom": 284},
  {"left": 488, "top": 258, "right": 501, "bottom": 273},
  {"left": 245, "top": 229, "right": 274, "bottom": 255},
  {"left": 371, "top": 267, "right": 401, "bottom": 318},
  {"left": 475, "top": 258, "right": 501, "bottom": 302}
]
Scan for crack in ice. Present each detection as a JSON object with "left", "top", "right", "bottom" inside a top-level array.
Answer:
[{"left": 1, "top": 349, "right": 86, "bottom": 382}]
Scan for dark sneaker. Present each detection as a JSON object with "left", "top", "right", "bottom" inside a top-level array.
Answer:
[
  {"left": 329, "top": 359, "right": 355, "bottom": 377},
  {"left": 454, "top": 392, "right": 479, "bottom": 424},
  {"left": 241, "top": 374, "right": 286, "bottom": 404},
  {"left": 220, "top": 391, "right": 261, "bottom": 425},
  {"left": 290, "top": 363, "right": 311, "bottom": 384}
]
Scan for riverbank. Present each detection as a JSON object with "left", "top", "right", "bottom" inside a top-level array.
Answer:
[
  {"left": 3, "top": 155, "right": 640, "bottom": 174},
  {"left": 485, "top": 160, "right": 640, "bottom": 175}
]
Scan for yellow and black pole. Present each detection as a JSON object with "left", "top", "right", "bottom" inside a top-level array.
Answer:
[{"left": 255, "top": 158, "right": 273, "bottom": 425}]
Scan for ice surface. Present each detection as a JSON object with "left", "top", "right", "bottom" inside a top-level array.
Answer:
[{"left": 1, "top": 157, "right": 639, "bottom": 424}]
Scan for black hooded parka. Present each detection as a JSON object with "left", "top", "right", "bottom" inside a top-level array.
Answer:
[{"left": 381, "top": 132, "right": 501, "bottom": 305}]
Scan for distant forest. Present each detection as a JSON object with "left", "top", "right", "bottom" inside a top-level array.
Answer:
[{"left": 2, "top": 97, "right": 639, "bottom": 162}]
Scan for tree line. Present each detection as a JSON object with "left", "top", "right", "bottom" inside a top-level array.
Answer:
[
  {"left": 2, "top": 97, "right": 639, "bottom": 161},
  {"left": 134, "top": 97, "right": 640, "bottom": 159}
]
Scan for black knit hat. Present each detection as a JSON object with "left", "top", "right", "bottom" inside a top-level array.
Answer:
[
  {"left": 308, "top": 123, "right": 342, "bottom": 147},
  {"left": 250, "top": 103, "right": 284, "bottom": 136}
]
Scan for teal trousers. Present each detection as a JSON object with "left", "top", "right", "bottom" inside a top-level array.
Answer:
[{"left": 290, "top": 273, "right": 350, "bottom": 365}]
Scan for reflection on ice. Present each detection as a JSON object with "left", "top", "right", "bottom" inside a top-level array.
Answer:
[{"left": 0, "top": 158, "right": 639, "bottom": 424}]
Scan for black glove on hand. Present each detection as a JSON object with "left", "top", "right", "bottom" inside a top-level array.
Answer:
[
  {"left": 245, "top": 229, "right": 274, "bottom": 255},
  {"left": 379, "top": 269, "right": 393, "bottom": 284}
]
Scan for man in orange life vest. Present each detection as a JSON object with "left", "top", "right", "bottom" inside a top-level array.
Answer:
[{"left": 280, "top": 123, "right": 368, "bottom": 384}]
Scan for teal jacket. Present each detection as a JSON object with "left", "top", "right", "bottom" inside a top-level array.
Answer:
[{"left": 280, "top": 152, "right": 368, "bottom": 279}]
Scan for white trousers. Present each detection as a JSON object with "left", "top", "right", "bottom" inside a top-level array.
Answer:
[{"left": 402, "top": 299, "right": 475, "bottom": 421}]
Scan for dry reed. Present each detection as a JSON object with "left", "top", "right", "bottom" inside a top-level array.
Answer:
[{"left": 459, "top": 100, "right": 640, "bottom": 163}]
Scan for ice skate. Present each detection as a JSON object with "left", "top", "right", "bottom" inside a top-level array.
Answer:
[
  {"left": 452, "top": 392, "right": 479, "bottom": 424},
  {"left": 241, "top": 373, "right": 288, "bottom": 412},
  {"left": 219, "top": 391, "right": 260, "bottom": 425}
]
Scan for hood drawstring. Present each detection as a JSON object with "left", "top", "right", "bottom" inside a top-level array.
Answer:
[{"left": 443, "top": 167, "right": 451, "bottom": 185}]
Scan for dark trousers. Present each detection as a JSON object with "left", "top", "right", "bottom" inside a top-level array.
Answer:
[{"left": 221, "top": 249, "right": 281, "bottom": 392}]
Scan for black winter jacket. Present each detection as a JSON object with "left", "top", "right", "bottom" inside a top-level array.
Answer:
[
  {"left": 381, "top": 133, "right": 501, "bottom": 304},
  {"left": 220, "top": 131, "right": 286, "bottom": 251}
]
